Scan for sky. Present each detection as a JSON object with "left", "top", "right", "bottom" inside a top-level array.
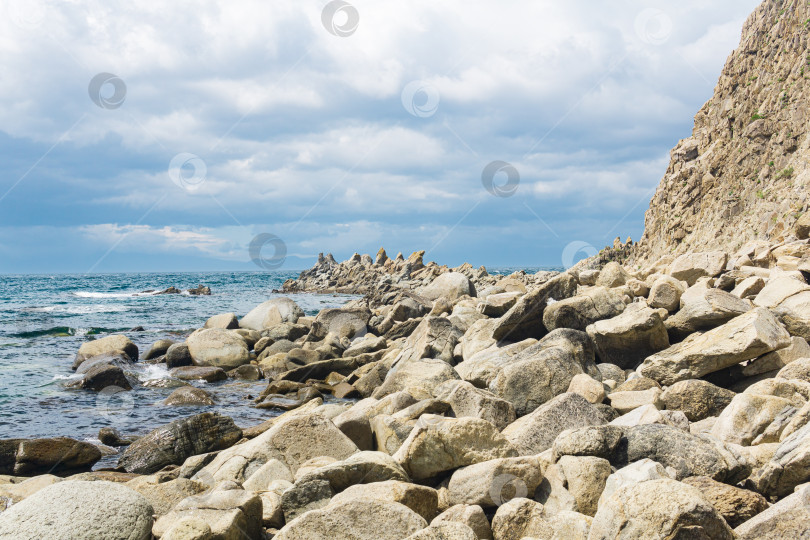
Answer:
[{"left": 0, "top": 0, "right": 763, "bottom": 273}]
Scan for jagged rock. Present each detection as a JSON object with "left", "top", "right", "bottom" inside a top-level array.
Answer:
[
  {"left": 661, "top": 379, "right": 735, "bottom": 421},
  {"left": 732, "top": 276, "right": 766, "bottom": 299},
  {"left": 681, "top": 476, "right": 768, "bottom": 528},
  {"left": 589, "top": 478, "right": 734, "bottom": 540},
  {"left": 541, "top": 287, "right": 625, "bottom": 332},
  {"left": 668, "top": 252, "right": 729, "bottom": 285},
  {"left": 163, "top": 386, "right": 215, "bottom": 406},
  {"left": 118, "top": 412, "right": 242, "bottom": 474},
  {"left": 750, "top": 422, "right": 810, "bottom": 497},
  {"left": 240, "top": 298, "right": 304, "bottom": 330},
  {"left": 744, "top": 336, "right": 810, "bottom": 376},
  {"left": 610, "top": 404, "right": 689, "bottom": 431},
  {"left": 477, "top": 292, "right": 521, "bottom": 317},
  {"left": 446, "top": 456, "right": 544, "bottom": 509},
  {"left": 638, "top": 307, "right": 792, "bottom": 385},
  {"left": 433, "top": 380, "right": 516, "bottom": 430},
  {"left": 308, "top": 306, "right": 372, "bottom": 341},
  {"left": 186, "top": 328, "right": 249, "bottom": 370},
  {"left": 502, "top": 393, "right": 607, "bottom": 456},
  {"left": 586, "top": 303, "right": 669, "bottom": 369},
  {"left": 74, "top": 334, "right": 138, "bottom": 369},
  {"left": 756, "top": 277, "right": 810, "bottom": 341},
  {"left": 432, "top": 505, "right": 492, "bottom": 540},
  {"left": 710, "top": 392, "right": 797, "bottom": 445},
  {"left": 418, "top": 272, "right": 477, "bottom": 301},
  {"left": 274, "top": 499, "right": 427, "bottom": 540},
  {"left": 0, "top": 480, "right": 154, "bottom": 540},
  {"left": 393, "top": 416, "right": 517, "bottom": 480},
  {"left": 395, "top": 317, "right": 464, "bottom": 365},
  {"left": 0, "top": 438, "right": 101, "bottom": 476},
  {"left": 491, "top": 273, "right": 578, "bottom": 341},
  {"left": 455, "top": 339, "right": 536, "bottom": 387},
  {"left": 665, "top": 288, "right": 752, "bottom": 341}
]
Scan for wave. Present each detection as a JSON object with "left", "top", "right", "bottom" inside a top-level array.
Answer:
[
  {"left": 11, "top": 326, "right": 122, "bottom": 338},
  {"left": 73, "top": 291, "right": 158, "bottom": 299},
  {"left": 27, "top": 305, "right": 130, "bottom": 315}
]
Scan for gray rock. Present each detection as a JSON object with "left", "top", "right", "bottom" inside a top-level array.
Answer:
[
  {"left": 750, "top": 422, "right": 810, "bottom": 497},
  {"left": 542, "top": 287, "right": 626, "bottom": 332},
  {"left": 163, "top": 386, "right": 215, "bottom": 406},
  {"left": 0, "top": 480, "right": 153, "bottom": 540},
  {"left": 502, "top": 393, "right": 607, "bottom": 456},
  {"left": 491, "top": 273, "right": 578, "bottom": 341},
  {"left": 165, "top": 343, "right": 193, "bottom": 368},
  {"left": 153, "top": 488, "right": 263, "bottom": 540},
  {"left": 143, "top": 339, "right": 175, "bottom": 360},
  {"left": 665, "top": 288, "right": 752, "bottom": 341},
  {"left": 0, "top": 437, "right": 101, "bottom": 476},
  {"left": 118, "top": 412, "right": 242, "bottom": 474},
  {"left": 170, "top": 366, "right": 227, "bottom": 382},
  {"left": 434, "top": 380, "right": 516, "bottom": 431},
  {"left": 586, "top": 303, "right": 670, "bottom": 369},
  {"left": 552, "top": 425, "right": 624, "bottom": 462},
  {"left": 446, "top": 456, "right": 544, "bottom": 509},
  {"left": 240, "top": 297, "right": 304, "bottom": 330},
  {"left": 74, "top": 334, "right": 139, "bottom": 369}
]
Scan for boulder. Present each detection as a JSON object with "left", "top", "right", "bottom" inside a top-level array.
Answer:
[
  {"left": 567, "top": 373, "right": 606, "bottom": 404},
  {"left": 502, "top": 393, "right": 607, "bottom": 456},
  {"left": 737, "top": 507, "right": 810, "bottom": 539},
  {"left": 744, "top": 336, "right": 810, "bottom": 376},
  {"left": 373, "top": 359, "right": 460, "bottom": 401},
  {"left": 681, "top": 476, "right": 768, "bottom": 528},
  {"left": 170, "top": 366, "right": 227, "bottom": 382},
  {"left": 163, "top": 386, "right": 215, "bottom": 406},
  {"left": 597, "top": 458, "right": 671, "bottom": 508},
  {"left": 610, "top": 404, "right": 689, "bottom": 431},
  {"left": 665, "top": 288, "right": 752, "bottom": 341},
  {"left": 797, "top": 213, "right": 810, "bottom": 239},
  {"left": 541, "top": 287, "right": 625, "bottom": 332},
  {"left": 647, "top": 276, "right": 686, "bottom": 311},
  {"left": 240, "top": 297, "right": 304, "bottom": 330},
  {"left": 393, "top": 416, "right": 517, "bottom": 480},
  {"left": 0, "top": 438, "right": 101, "bottom": 476},
  {"left": 0, "top": 480, "right": 153, "bottom": 540},
  {"left": 431, "top": 505, "right": 492, "bottom": 540},
  {"left": 434, "top": 380, "right": 516, "bottom": 430},
  {"left": 308, "top": 307, "right": 372, "bottom": 341},
  {"left": 490, "top": 498, "right": 553, "bottom": 540},
  {"left": 734, "top": 482, "right": 810, "bottom": 537},
  {"left": 446, "top": 456, "right": 544, "bottom": 509},
  {"left": 491, "top": 273, "right": 578, "bottom": 341},
  {"left": 557, "top": 455, "right": 612, "bottom": 516},
  {"left": 186, "top": 328, "right": 249, "bottom": 370},
  {"left": 589, "top": 478, "right": 734, "bottom": 539},
  {"left": 490, "top": 330, "right": 600, "bottom": 416},
  {"left": 477, "top": 292, "right": 521, "bottom": 317},
  {"left": 638, "top": 307, "right": 792, "bottom": 385},
  {"left": 710, "top": 392, "right": 797, "bottom": 445},
  {"left": 69, "top": 362, "right": 132, "bottom": 391},
  {"left": 608, "top": 388, "right": 663, "bottom": 415},
  {"left": 404, "top": 522, "right": 478, "bottom": 540},
  {"left": 74, "top": 334, "right": 139, "bottom": 369},
  {"left": 394, "top": 317, "right": 464, "bottom": 365},
  {"left": 118, "top": 412, "right": 242, "bottom": 474},
  {"left": 750, "top": 422, "right": 810, "bottom": 497},
  {"left": 552, "top": 425, "right": 624, "bottom": 462},
  {"left": 153, "top": 488, "right": 263, "bottom": 540},
  {"left": 274, "top": 499, "right": 427, "bottom": 540},
  {"left": 456, "top": 339, "right": 537, "bottom": 387},
  {"left": 166, "top": 343, "right": 193, "bottom": 368},
  {"left": 330, "top": 480, "right": 438, "bottom": 521},
  {"left": 143, "top": 339, "right": 175, "bottom": 360},
  {"left": 586, "top": 303, "right": 669, "bottom": 369},
  {"left": 668, "top": 251, "right": 728, "bottom": 285},
  {"left": 661, "top": 379, "right": 736, "bottom": 422},
  {"left": 125, "top": 476, "right": 207, "bottom": 517},
  {"left": 596, "top": 262, "right": 631, "bottom": 288},
  {"left": 418, "top": 272, "right": 477, "bottom": 301},
  {"left": 204, "top": 312, "right": 239, "bottom": 330}
]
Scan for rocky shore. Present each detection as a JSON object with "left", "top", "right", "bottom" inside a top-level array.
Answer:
[{"left": 2, "top": 224, "right": 810, "bottom": 538}]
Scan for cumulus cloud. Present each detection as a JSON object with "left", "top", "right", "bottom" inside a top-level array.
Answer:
[{"left": 0, "top": 0, "right": 762, "bottom": 272}]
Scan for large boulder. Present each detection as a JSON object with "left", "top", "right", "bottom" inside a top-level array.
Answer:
[
  {"left": 750, "top": 422, "right": 810, "bottom": 497},
  {"left": 330, "top": 480, "right": 438, "bottom": 521},
  {"left": 491, "top": 273, "right": 578, "bottom": 341},
  {"left": 502, "top": 393, "right": 607, "bottom": 456},
  {"left": 418, "top": 272, "right": 476, "bottom": 301},
  {"left": 125, "top": 476, "right": 207, "bottom": 517},
  {"left": 490, "top": 329, "right": 600, "bottom": 416},
  {"left": 734, "top": 482, "right": 810, "bottom": 537},
  {"left": 69, "top": 362, "right": 132, "bottom": 391},
  {"left": 446, "top": 456, "right": 544, "bottom": 509},
  {"left": 74, "top": 334, "right": 138, "bottom": 369},
  {"left": 661, "top": 379, "right": 735, "bottom": 422},
  {"left": 373, "top": 359, "right": 460, "bottom": 401},
  {"left": 455, "top": 339, "right": 537, "bottom": 387},
  {"left": 0, "top": 480, "right": 153, "bottom": 540},
  {"left": 240, "top": 297, "right": 304, "bottom": 330},
  {"left": 647, "top": 275, "right": 686, "bottom": 312},
  {"left": 308, "top": 306, "right": 372, "bottom": 341},
  {"left": 681, "top": 476, "right": 768, "bottom": 528},
  {"left": 274, "top": 498, "right": 427, "bottom": 540},
  {"left": 490, "top": 498, "right": 554, "bottom": 540},
  {"left": 638, "top": 307, "right": 791, "bottom": 385},
  {"left": 589, "top": 478, "right": 734, "bottom": 540},
  {"left": 186, "top": 328, "right": 249, "bottom": 370},
  {"left": 118, "top": 412, "right": 242, "bottom": 474},
  {"left": 668, "top": 251, "right": 728, "bottom": 285},
  {"left": 542, "top": 287, "right": 625, "bottom": 332},
  {"left": 586, "top": 303, "right": 669, "bottom": 369},
  {"left": 710, "top": 392, "right": 797, "bottom": 446},
  {"left": 405, "top": 523, "right": 478, "bottom": 540},
  {"left": 393, "top": 416, "right": 517, "bottom": 480},
  {"left": 152, "top": 488, "right": 263, "bottom": 540},
  {"left": 665, "top": 288, "right": 752, "bottom": 341},
  {"left": 0, "top": 437, "right": 101, "bottom": 476},
  {"left": 204, "top": 312, "right": 239, "bottom": 329},
  {"left": 754, "top": 276, "right": 810, "bottom": 340},
  {"left": 431, "top": 505, "right": 492, "bottom": 540},
  {"left": 434, "top": 380, "right": 516, "bottom": 430},
  {"left": 394, "top": 317, "right": 464, "bottom": 365}
]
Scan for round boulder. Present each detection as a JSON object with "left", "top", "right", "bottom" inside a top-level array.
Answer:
[{"left": 186, "top": 328, "right": 249, "bottom": 370}]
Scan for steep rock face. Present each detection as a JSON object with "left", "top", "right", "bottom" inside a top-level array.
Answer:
[{"left": 637, "top": 0, "right": 810, "bottom": 263}]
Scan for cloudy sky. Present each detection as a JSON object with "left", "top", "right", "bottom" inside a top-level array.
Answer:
[{"left": 0, "top": 0, "right": 762, "bottom": 273}]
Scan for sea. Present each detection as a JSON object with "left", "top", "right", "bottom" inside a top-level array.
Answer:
[{"left": 0, "top": 268, "right": 550, "bottom": 468}]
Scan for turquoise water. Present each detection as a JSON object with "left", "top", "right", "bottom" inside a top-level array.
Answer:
[{"left": 0, "top": 271, "right": 358, "bottom": 467}]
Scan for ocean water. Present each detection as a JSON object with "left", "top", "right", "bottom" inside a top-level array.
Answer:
[{"left": 0, "top": 271, "right": 358, "bottom": 468}]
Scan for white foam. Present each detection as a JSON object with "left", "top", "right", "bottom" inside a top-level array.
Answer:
[{"left": 138, "top": 364, "right": 170, "bottom": 381}]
